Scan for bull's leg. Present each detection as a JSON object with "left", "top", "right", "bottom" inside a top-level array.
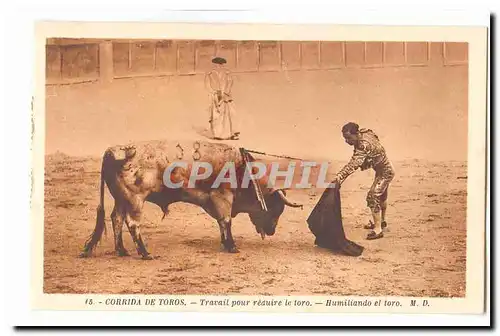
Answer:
[
  {"left": 124, "top": 197, "right": 153, "bottom": 260},
  {"left": 125, "top": 215, "right": 152, "bottom": 260},
  {"left": 217, "top": 217, "right": 238, "bottom": 253},
  {"left": 111, "top": 204, "right": 130, "bottom": 256},
  {"left": 209, "top": 191, "right": 238, "bottom": 253}
]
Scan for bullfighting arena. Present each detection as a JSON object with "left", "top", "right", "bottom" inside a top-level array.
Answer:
[{"left": 43, "top": 39, "right": 468, "bottom": 297}]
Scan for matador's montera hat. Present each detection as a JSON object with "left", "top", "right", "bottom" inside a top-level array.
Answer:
[{"left": 212, "top": 57, "right": 227, "bottom": 64}]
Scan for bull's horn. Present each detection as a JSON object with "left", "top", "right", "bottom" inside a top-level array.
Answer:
[{"left": 276, "top": 189, "right": 303, "bottom": 208}]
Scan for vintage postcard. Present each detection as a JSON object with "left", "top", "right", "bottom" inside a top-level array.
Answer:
[{"left": 31, "top": 19, "right": 488, "bottom": 316}]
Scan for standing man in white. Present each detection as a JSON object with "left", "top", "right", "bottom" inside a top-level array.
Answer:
[{"left": 205, "top": 57, "right": 240, "bottom": 140}]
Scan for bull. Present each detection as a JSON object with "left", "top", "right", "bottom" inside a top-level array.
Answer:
[{"left": 79, "top": 140, "right": 303, "bottom": 260}]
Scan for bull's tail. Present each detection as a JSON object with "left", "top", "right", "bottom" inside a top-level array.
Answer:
[{"left": 79, "top": 153, "right": 108, "bottom": 258}]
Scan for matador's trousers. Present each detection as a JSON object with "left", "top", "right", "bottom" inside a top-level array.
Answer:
[{"left": 366, "top": 162, "right": 396, "bottom": 213}]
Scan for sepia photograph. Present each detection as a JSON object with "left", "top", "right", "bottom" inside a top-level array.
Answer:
[{"left": 30, "top": 21, "right": 488, "bottom": 314}]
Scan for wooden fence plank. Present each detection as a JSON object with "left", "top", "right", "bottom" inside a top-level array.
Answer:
[{"left": 46, "top": 39, "right": 468, "bottom": 84}]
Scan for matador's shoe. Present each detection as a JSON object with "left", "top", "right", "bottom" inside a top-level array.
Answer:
[
  {"left": 366, "top": 230, "right": 384, "bottom": 240},
  {"left": 364, "top": 220, "right": 388, "bottom": 230}
]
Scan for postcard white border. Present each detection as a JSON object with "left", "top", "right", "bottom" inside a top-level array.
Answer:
[{"left": 3, "top": 4, "right": 490, "bottom": 328}]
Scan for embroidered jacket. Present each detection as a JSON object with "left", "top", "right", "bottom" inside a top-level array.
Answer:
[{"left": 335, "top": 129, "right": 391, "bottom": 184}]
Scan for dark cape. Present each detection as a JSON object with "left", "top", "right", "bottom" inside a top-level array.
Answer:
[{"left": 306, "top": 184, "right": 364, "bottom": 257}]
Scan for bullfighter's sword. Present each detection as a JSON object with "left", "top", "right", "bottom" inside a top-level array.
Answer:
[
  {"left": 244, "top": 149, "right": 333, "bottom": 165},
  {"left": 243, "top": 149, "right": 305, "bottom": 161}
]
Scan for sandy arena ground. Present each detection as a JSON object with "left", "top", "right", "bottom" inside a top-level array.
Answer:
[
  {"left": 43, "top": 152, "right": 467, "bottom": 297},
  {"left": 43, "top": 64, "right": 468, "bottom": 297}
]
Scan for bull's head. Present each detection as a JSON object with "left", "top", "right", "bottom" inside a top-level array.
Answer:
[{"left": 248, "top": 189, "right": 302, "bottom": 238}]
